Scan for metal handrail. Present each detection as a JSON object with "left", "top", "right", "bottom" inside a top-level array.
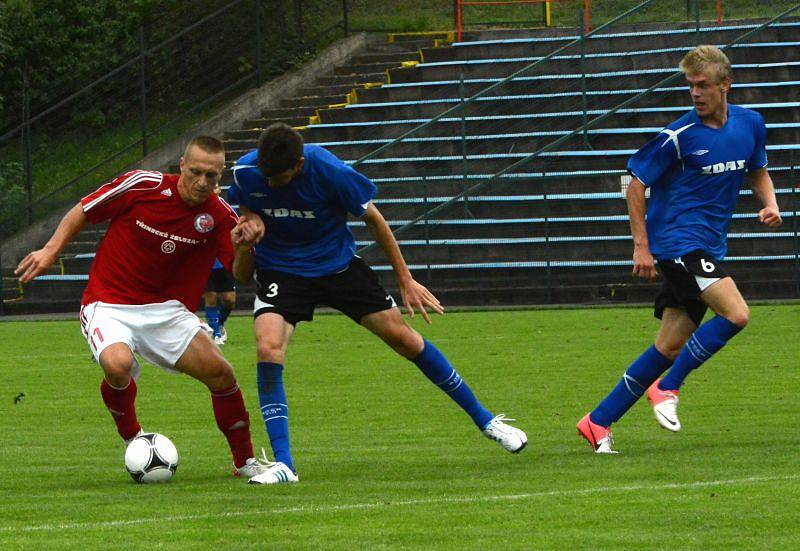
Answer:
[
  {"left": 351, "top": 0, "right": 659, "bottom": 170},
  {"left": 357, "top": 2, "right": 800, "bottom": 255}
]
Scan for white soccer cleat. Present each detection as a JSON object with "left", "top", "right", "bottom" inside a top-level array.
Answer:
[
  {"left": 482, "top": 414, "right": 528, "bottom": 453},
  {"left": 219, "top": 326, "right": 228, "bottom": 344},
  {"left": 214, "top": 335, "right": 225, "bottom": 345},
  {"left": 233, "top": 450, "right": 274, "bottom": 478},
  {"left": 647, "top": 380, "right": 681, "bottom": 432},
  {"left": 248, "top": 462, "right": 299, "bottom": 485}
]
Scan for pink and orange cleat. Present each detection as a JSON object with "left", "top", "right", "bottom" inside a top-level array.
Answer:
[
  {"left": 646, "top": 379, "right": 681, "bottom": 432},
  {"left": 577, "top": 413, "right": 618, "bottom": 454}
]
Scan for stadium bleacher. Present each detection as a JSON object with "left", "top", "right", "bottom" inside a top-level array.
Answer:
[{"left": 7, "top": 18, "right": 799, "bottom": 312}]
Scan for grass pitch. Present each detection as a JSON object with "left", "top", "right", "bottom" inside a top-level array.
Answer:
[{"left": 1, "top": 305, "right": 798, "bottom": 549}]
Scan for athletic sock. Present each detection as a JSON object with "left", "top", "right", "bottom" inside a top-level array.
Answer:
[
  {"left": 205, "top": 305, "right": 220, "bottom": 338},
  {"left": 659, "top": 315, "right": 743, "bottom": 391},
  {"left": 412, "top": 339, "right": 494, "bottom": 429},
  {"left": 100, "top": 378, "right": 141, "bottom": 442},
  {"left": 256, "top": 362, "right": 294, "bottom": 472},
  {"left": 219, "top": 305, "right": 232, "bottom": 327},
  {"left": 210, "top": 382, "right": 254, "bottom": 469},
  {"left": 590, "top": 345, "right": 673, "bottom": 427}
]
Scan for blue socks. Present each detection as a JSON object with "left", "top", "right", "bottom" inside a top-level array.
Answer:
[
  {"left": 659, "top": 315, "right": 743, "bottom": 391},
  {"left": 205, "top": 305, "right": 220, "bottom": 338},
  {"left": 412, "top": 339, "right": 494, "bottom": 429},
  {"left": 590, "top": 345, "right": 673, "bottom": 427},
  {"left": 256, "top": 362, "right": 294, "bottom": 472}
]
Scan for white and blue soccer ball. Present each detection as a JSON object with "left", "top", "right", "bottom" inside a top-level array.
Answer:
[{"left": 124, "top": 432, "right": 179, "bottom": 483}]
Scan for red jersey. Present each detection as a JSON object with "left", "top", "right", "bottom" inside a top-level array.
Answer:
[{"left": 80, "top": 170, "right": 238, "bottom": 311}]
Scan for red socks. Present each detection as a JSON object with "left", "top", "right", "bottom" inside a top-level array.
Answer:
[
  {"left": 211, "top": 383, "right": 254, "bottom": 468},
  {"left": 101, "top": 377, "right": 254, "bottom": 468},
  {"left": 100, "top": 378, "right": 141, "bottom": 442}
]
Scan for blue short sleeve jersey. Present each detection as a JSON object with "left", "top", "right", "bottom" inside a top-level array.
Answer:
[
  {"left": 228, "top": 144, "right": 377, "bottom": 277},
  {"left": 627, "top": 104, "right": 767, "bottom": 260}
]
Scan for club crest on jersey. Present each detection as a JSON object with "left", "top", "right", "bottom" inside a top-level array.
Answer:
[
  {"left": 161, "top": 240, "right": 176, "bottom": 254},
  {"left": 701, "top": 160, "right": 745, "bottom": 175},
  {"left": 194, "top": 213, "right": 215, "bottom": 233}
]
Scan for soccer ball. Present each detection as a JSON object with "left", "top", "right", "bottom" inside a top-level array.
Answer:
[{"left": 124, "top": 432, "right": 179, "bottom": 483}]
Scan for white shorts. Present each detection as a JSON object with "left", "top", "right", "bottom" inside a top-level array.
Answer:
[{"left": 79, "top": 300, "right": 211, "bottom": 380}]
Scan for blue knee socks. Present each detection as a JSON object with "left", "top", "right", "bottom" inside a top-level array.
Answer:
[
  {"left": 412, "top": 339, "right": 494, "bottom": 429},
  {"left": 590, "top": 345, "right": 673, "bottom": 427},
  {"left": 205, "top": 305, "right": 220, "bottom": 338},
  {"left": 256, "top": 362, "right": 294, "bottom": 472},
  {"left": 659, "top": 315, "right": 743, "bottom": 391}
]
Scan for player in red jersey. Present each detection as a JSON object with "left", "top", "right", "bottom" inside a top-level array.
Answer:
[{"left": 16, "top": 136, "right": 269, "bottom": 479}]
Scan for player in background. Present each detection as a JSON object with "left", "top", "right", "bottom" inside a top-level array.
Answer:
[
  {"left": 16, "top": 137, "right": 270, "bottom": 478},
  {"left": 577, "top": 46, "right": 782, "bottom": 453},
  {"left": 204, "top": 256, "right": 237, "bottom": 345},
  {"left": 203, "top": 184, "right": 237, "bottom": 345},
  {"left": 229, "top": 123, "right": 528, "bottom": 485}
]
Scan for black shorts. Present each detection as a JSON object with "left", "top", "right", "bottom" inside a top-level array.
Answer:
[
  {"left": 205, "top": 268, "right": 236, "bottom": 293},
  {"left": 253, "top": 257, "right": 396, "bottom": 325},
  {"left": 654, "top": 249, "right": 729, "bottom": 326}
]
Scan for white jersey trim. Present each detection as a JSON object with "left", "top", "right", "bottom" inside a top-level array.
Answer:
[{"left": 83, "top": 170, "right": 164, "bottom": 212}]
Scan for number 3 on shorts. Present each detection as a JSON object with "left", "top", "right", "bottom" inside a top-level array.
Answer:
[
  {"left": 266, "top": 282, "right": 279, "bottom": 298},
  {"left": 700, "top": 258, "right": 716, "bottom": 273}
]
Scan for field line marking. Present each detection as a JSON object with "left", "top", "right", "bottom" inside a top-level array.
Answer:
[{"left": 3, "top": 473, "right": 798, "bottom": 534}]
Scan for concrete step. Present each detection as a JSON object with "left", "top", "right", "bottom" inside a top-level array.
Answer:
[
  {"left": 280, "top": 94, "right": 347, "bottom": 109},
  {"left": 388, "top": 43, "right": 796, "bottom": 83},
  {"left": 356, "top": 64, "right": 800, "bottom": 104},
  {"left": 286, "top": 127, "right": 800, "bottom": 160},
  {"left": 316, "top": 84, "right": 800, "bottom": 125},
  {"left": 298, "top": 104, "right": 800, "bottom": 142},
  {"left": 421, "top": 24, "right": 800, "bottom": 63},
  {"left": 315, "top": 72, "right": 387, "bottom": 86},
  {"left": 241, "top": 115, "right": 311, "bottom": 129}
]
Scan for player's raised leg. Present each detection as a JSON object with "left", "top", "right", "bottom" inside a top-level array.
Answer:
[
  {"left": 361, "top": 308, "right": 527, "bottom": 453},
  {"left": 175, "top": 330, "right": 265, "bottom": 477},
  {"left": 648, "top": 278, "right": 747, "bottom": 429},
  {"left": 248, "top": 312, "right": 299, "bottom": 485}
]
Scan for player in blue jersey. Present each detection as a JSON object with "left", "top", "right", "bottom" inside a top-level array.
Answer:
[
  {"left": 577, "top": 45, "right": 782, "bottom": 453},
  {"left": 228, "top": 123, "right": 528, "bottom": 483}
]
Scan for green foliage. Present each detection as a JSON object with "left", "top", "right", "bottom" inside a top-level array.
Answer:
[
  {"left": 0, "top": 161, "right": 26, "bottom": 236},
  {"left": 1, "top": 306, "right": 799, "bottom": 547}
]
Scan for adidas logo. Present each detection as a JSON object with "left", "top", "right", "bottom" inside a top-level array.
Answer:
[{"left": 161, "top": 188, "right": 172, "bottom": 197}]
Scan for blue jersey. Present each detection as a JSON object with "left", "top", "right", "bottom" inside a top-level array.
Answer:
[
  {"left": 228, "top": 144, "right": 377, "bottom": 277},
  {"left": 627, "top": 104, "right": 767, "bottom": 260}
]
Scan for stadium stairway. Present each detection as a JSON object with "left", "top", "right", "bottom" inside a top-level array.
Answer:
[{"left": 6, "top": 21, "right": 800, "bottom": 314}]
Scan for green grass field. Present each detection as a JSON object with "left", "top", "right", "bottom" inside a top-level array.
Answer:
[{"left": 1, "top": 305, "right": 798, "bottom": 549}]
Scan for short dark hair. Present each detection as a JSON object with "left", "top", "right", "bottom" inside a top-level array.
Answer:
[
  {"left": 185, "top": 135, "right": 224, "bottom": 157},
  {"left": 257, "top": 123, "right": 304, "bottom": 176}
]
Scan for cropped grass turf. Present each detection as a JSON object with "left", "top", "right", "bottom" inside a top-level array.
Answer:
[{"left": 1, "top": 305, "right": 798, "bottom": 549}]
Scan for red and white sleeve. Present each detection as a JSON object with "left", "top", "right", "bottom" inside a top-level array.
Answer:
[{"left": 81, "top": 170, "right": 163, "bottom": 223}]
